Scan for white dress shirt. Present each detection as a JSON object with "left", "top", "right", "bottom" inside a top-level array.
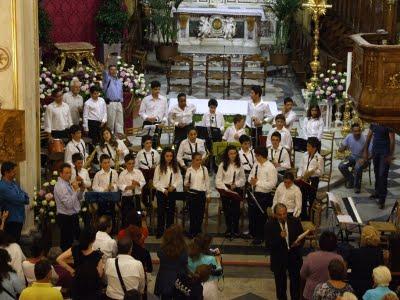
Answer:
[
  {"left": 184, "top": 166, "right": 211, "bottom": 197},
  {"left": 177, "top": 138, "right": 207, "bottom": 167},
  {"left": 135, "top": 149, "right": 160, "bottom": 170},
  {"left": 266, "top": 127, "right": 293, "bottom": 150},
  {"left": 282, "top": 110, "right": 297, "bottom": 130},
  {"left": 273, "top": 182, "right": 302, "bottom": 217},
  {"left": 139, "top": 94, "right": 168, "bottom": 123},
  {"left": 297, "top": 151, "right": 324, "bottom": 178},
  {"left": 97, "top": 140, "right": 130, "bottom": 167},
  {"left": 63, "top": 91, "right": 83, "bottom": 125},
  {"left": 168, "top": 103, "right": 196, "bottom": 126},
  {"left": 83, "top": 97, "right": 107, "bottom": 131},
  {"left": 70, "top": 166, "right": 91, "bottom": 189},
  {"left": 279, "top": 221, "right": 290, "bottom": 249},
  {"left": 64, "top": 139, "right": 87, "bottom": 165},
  {"left": 118, "top": 168, "right": 146, "bottom": 196},
  {"left": 201, "top": 111, "right": 225, "bottom": 132},
  {"left": 92, "top": 231, "right": 118, "bottom": 260},
  {"left": 248, "top": 160, "right": 278, "bottom": 193},
  {"left": 153, "top": 165, "right": 183, "bottom": 193},
  {"left": 216, "top": 163, "right": 246, "bottom": 190},
  {"left": 245, "top": 100, "right": 272, "bottom": 128},
  {"left": 267, "top": 145, "right": 291, "bottom": 170},
  {"left": 222, "top": 125, "right": 246, "bottom": 142},
  {"left": 239, "top": 148, "right": 255, "bottom": 173},
  {"left": 105, "top": 254, "right": 145, "bottom": 299},
  {"left": 92, "top": 169, "right": 119, "bottom": 192},
  {"left": 44, "top": 101, "right": 73, "bottom": 133},
  {"left": 303, "top": 117, "right": 324, "bottom": 140}
]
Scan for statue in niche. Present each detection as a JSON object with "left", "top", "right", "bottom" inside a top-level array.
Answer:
[
  {"left": 223, "top": 17, "right": 236, "bottom": 40},
  {"left": 198, "top": 17, "right": 212, "bottom": 39}
]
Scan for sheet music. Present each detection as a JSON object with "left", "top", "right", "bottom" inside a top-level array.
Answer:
[{"left": 337, "top": 215, "right": 354, "bottom": 224}]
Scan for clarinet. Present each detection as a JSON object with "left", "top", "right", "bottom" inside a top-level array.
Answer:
[
  {"left": 232, "top": 171, "right": 236, "bottom": 188},
  {"left": 253, "top": 165, "right": 258, "bottom": 194}
]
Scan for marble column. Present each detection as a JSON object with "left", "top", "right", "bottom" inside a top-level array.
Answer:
[{"left": 0, "top": 0, "right": 40, "bottom": 234}]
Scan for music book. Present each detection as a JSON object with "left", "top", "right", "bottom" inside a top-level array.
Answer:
[{"left": 337, "top": 214, "right": 354, "bottom": 224}]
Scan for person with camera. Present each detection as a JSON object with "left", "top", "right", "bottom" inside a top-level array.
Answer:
[{"left": 188, "top": 234, "right": 223, "bottom": 300}]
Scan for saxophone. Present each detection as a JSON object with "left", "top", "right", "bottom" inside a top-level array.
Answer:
[
  {"left": 114, "top": 147, "right": 121, "bottom": 172},
  {"left": 83, "top": 148, "right": 98, "bottom": 170}
]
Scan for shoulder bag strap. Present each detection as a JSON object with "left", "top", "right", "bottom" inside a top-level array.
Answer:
[
  {"left": 1, "top": 285, "right": 15, "bottom": 299},
  {"left": 115, "top": 258, "right": 128, "bottom": 294},
  {"left": 105, "top": 79, "right": 111, "bottom": 94}
]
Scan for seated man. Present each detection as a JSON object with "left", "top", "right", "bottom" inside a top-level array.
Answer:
[{"left": 338, "top": 123, "right": 368, "bottom": 193}]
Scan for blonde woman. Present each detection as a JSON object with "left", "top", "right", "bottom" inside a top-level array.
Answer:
[{"left": 363, "top": 266, "right": 394, "bottom": 300}]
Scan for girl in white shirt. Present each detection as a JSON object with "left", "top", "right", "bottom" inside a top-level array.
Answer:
[
  {"left": 97, "top": 127, "right": 129, "bottom": 169},
  {"left": 153, "top": 148, "right": 183, "bottom": 238},
  {"left": 216, "top": 145, "right": 246, "bottom": 238},
  {"left": 295, "top": 104, "right": 324, "bottom": 152},
  {"left": 222, "top": 114, "right": 246, "bottom": 143}
]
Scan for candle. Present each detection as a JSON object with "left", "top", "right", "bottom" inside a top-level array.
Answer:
[{"left": 346, "top": 52, "right": 352, "bottom": 91}]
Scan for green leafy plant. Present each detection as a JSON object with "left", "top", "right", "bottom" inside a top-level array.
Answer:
[
  {"left": 270, "top": 0, "right": 301, "bottom": 53},
  {"left": 148, "top": 0, "right": 184, "bottom": 45},
  {"left": 38, "top": 2, "right": 52, "bottom": 46},
  {"left": 96, "top": 0, "right": 129, "bottom": 44}
]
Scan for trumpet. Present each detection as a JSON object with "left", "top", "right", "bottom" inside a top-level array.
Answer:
[{"left": 83, "top": 148, "right": 98, "bottom": 170}]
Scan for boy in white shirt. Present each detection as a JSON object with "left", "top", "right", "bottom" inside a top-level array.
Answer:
[
  {"left": 238, "top": 135, "right": 255, "bottom": 177},
  {"left": 222, "top": 114, "right": 246, "bottom": 143},
  {"left": 280, "top": 97, "right": 297, "bottom": 130},
  {"left": 70, "top": 153, "right": 91, "bottom": 190},
  {"left": 266, "top": 114, "right": 292, "bottom": 150},
  {"left": 177, "top": 127, "right": 207, "bottom": 171},
  {"left": 118, "top": 153, "right": 146, "bottom": 227},
  {"left": 248, "top": 146, "right": 278, "bottom": 245},
  {"left": 184, "top": 152, "right": 211, "bottom": 237},
  {"left": 201, "top": 98, "right": 225, "bottom": 133},
  {"left": 267, "top": 131, "right": 291, "bottom": 173},
  {"left": 65, "top": 125, "right": 87, "bottom": 165},
  {"left": 83, "top": 85, "right": 107, "bottom": 146},
  {"left": 273, "top": 172, "right": 302, "bottom": 218}
]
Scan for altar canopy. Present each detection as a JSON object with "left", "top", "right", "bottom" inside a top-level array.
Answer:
[{"left": 174, "top": 0, "right": 276, "bottom": 54}]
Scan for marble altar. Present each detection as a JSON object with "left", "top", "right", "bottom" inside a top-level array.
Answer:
[{"left": 174, "top": 0, "right": 276, "bottom": 54}]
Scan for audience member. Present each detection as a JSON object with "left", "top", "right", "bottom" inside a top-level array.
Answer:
[
  {"left": 0, "top": 230, "right": 26, "bottom": 281},
  {"left": 265, "top": 203, "right": 304, "bottom": 300},
  {"left": 174, "top": 264, "right": 212, "bottom": 300},
  {"left": 188, "top": 234, "right": 222, "bottom": 299},
  {"left": 47, "top": 247, "right": 72, "bottom": 295},
  {"left": 92, "top": 215, "right": 117, "bottom": 260},
  {"left": 154, "top": 225, "right": 188, "bottom": 299},
  {"left": 127, "top": 225, "right": 153, "bottom": 274},
  {"left": 117, "top": 209, "right": 149, "bottom": 247},
  {"left": 363, "top": 266, "right": 394, "bottom": 300},
  {"left": 105, "top": 237, "right": 145, "bottom": 299},
  {"left": 0, "top": 248, "right": 25, "bottom": 299},
  {"left": 383, "top": 293, "right": 399, "bottom": 300},
  {"left": 19, "top": 259, "right": 62, "bottom": 300},
  {"left": 348, "top": 225, "right": 384, "bottom": 298},
  {"left": 337, "top": 292, "right": 358, "bottom": 300},
  {"left": 312, "top": 259, "right": 353, "bottom": 300},
  {"left": 300, "top": 231, "right": 344, "bottom": 300}
]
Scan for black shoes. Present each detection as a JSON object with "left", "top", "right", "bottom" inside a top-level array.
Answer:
[
  {"left": 354, "top": 188, "right": 361, "bottom": 194},
  {"left": 375, "top": 199, "right": 385, "bottom": 209}
]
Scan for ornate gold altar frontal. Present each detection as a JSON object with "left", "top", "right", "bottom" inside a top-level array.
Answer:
[{"left": 0, "top": 109, "right": 25, "bottom": 162}]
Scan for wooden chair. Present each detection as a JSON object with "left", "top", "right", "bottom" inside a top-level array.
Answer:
[
  {"left": 160, "top": 125, "right": 175, "bottom": 148},
  {"left": 132, "top": 50, "right": 147, "bottom": 73},
  {"left": 125, "top": 127, "right": 144, "bottom": 153},
  {"left": 320, "top": 131, "right": 335, "bottom": 174},
  {"left": 369, "top": 201, "right": 400, "bottom": 243},
  {"left": 241, "top": 54, "right": 267, "bottom": 95},
  {"left": 166, "top": 55, "right": 193, "bottom": 95},
  {"left": 301, "top": 200, "right": 323, "bottom": 247},
  {"left": 205, "top": 55, "right": 231, "bottom": 97}
]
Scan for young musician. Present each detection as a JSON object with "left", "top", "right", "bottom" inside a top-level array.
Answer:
[
  {"left": 201, "top": 98, "right": 225, "bottom": 133},
  {"left": 153, "top": 148, "right": 182, "bottom": 238},
  {"left": 168, "top": 92, "right": 196, "bottom": 147},
  {"left": 118, "top": 154, "right": 146, "bottom": 227},
  {"left": 216, "top": 145, "right": 246, "bottom": 238},
  {"left": 266, "top": 114, "right": 293, "bottom": 150},
  {"left": 83, "top": 85, "right": 107, "bottom": 146},
  {"left": 65, "top": 125, "right": 87, "bottom": 165},
  {"left": 272, "top": 172, "right": 302, "bottom": 218},
  {"left": 238, "top": 135, "right": 255, "bottom": 176},
  {"left": 296, "top": 137, "right": 324, "bottom": 219},
  {"left": 139, "top": 80, "right": 168, "bottom": 146},
  {"left": 303, "top": 105, "right": 324, "bottom": 140},
  {"left": 222, "top": 114, "right": 246, "bottom": 143},
  {"left": 97, "top": 127, "right": 129, "bottom": 169},
  {"left": 70, "top": 153, "right": 91, "bottom": 190},
  {"left": 184, "top": 152, "right": 211, "bottom": 237},
  {"left": 44, "top": 88, "right": 73, "bottom": 140},
  {"left": 248, "top": 146, "right": 278, "bottom": 245},
  {"left": 271, "top": 97, "right": 297, "bottom": 130},
  {"left": 177, "top": 127, "right": 207, "bottom": 171},
  {"left": 267, "top": 132, "right": 291, "bottom": 172}
]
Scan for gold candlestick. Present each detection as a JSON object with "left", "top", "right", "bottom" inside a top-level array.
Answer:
[
  {"left": 341, "top": 93, "right": 352, "bottom": 137},
  {"left": 302, "top": 0, "right": 332, "bottom": 91}
]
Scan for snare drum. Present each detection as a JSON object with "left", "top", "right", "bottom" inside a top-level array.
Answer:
[{"left": 48, "top": 139, "right": 65, "bottom": 160}]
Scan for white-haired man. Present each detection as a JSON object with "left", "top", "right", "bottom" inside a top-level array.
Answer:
[{"left": 63, "top": 79, "right": 83, "bottom": 125}]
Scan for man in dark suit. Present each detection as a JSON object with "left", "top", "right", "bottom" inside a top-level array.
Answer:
[{"left": 265, "top": 203, "right": 304, "bottom": 300}]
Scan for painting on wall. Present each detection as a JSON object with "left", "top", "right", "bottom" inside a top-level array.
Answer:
[{"left": 0, "top": 109, "right": 25, "bottom": 162}]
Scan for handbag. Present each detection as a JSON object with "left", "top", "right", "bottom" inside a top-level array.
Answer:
[
  {"left": 115, "top": 258, "right": 141, "bottom": 300},
  {"left": 104, "top": 80, "right": 111, "bottom": 105}
]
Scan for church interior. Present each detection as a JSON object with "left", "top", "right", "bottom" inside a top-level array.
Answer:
[{"left": 1, "top": 0, "right": 400, "bottom": 299}]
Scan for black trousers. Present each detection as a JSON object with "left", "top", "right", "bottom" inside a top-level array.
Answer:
[
  {"left": 156, "top": 191, "right": 176, "bottom": 236},
  {"left": 51, "top": 130, "right": 69, "bottom": 140},
  {"left": 4, "top": 222, "right": 23, "bottom": 243},
  {"left": 297, "top": 177, "right": 319, "bottom": 220},
  {"left": 188, "top": 191, "right": 206, "bottom": 236},
  {"left": 142, "top": 121, "right": 162, "bottom": 148},
  {"left": 88, "top": 120, "right": 102, "bottom": 146},
  {"left": 273, "top": 264, "right": 301, "bottom": 300},
  {"left": 221, "top": 191, "right": 241, "bottom": 234},
  {"left": 121, "top": 195, "right": 141, "bottom": 228},
  {"left": 248, "top": 192, "right": 272, "bottom": 240},
  {"left": 250, "top": 127, "right": 263, "bottom": 148},
  {"left": 57, "top": 213, "right": 80, "bottom": 251},
  {"left": 174, "top": 125, "right": 191, "bottom": 149}
]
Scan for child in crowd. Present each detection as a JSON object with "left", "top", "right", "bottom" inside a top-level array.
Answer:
[
  {"left": 70, "top": 153, "right": 91, "bottom": 190},
  {"left": 267, "top": 131, "right": 291, "bottom": 172},
  {"left": 64, "top": 125, "right": 87, "bottom": 165},
  {"left": 177, "top": 127, "right": 207, "bottom": 171},
  {"left": 222, "top": 114, "right": 246, "bottom": 143},
  {"left": 201, "top": 98, "right": 225, "bottom": 133},
  {"left": 267, "top": 114, "right": 292, "bottom": 150}
]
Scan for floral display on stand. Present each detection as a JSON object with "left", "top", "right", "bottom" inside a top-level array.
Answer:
[{"left": 310, "top": 63, "right": 347, "bottom": 128}]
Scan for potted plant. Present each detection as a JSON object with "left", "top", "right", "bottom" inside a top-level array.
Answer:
[
  {"left": 148, "top": 0, "right": 184, "bottom": 62},
  {"left": 269, "top": 0, "right": 301, "bottom": 66},
  {"left": 96, "top": 0, "right": 129, "bottom": 62}
]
